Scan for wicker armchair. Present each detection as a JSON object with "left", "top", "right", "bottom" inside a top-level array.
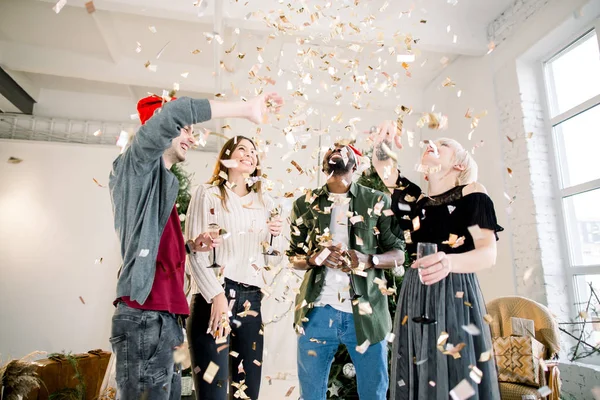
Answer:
[{"left": 487, "top": 296, "right": 561, "bottom": 400}]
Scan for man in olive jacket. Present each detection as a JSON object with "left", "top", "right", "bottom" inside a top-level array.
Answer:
[{"left": 287, "top": 144, "right": 405, "bottom": 400}]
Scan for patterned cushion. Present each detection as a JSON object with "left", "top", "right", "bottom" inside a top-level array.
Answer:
[{"left": 493, "top": 336, "right": 545, "bottom": 387}]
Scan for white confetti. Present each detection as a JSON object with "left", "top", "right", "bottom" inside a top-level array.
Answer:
[
  {"left": 449, "top": 379, "right": 475, "bottom": 400},
  {"left": 139, "top": 249, "right": 149, "bottom": 257},
  {"left": 356, "top": 340, "right": 370, "bottom": 354},
  {"left": 53, "top": 0, "right": 67, "bottom": 14},
  {"left": 462, "top": 324, "right": 481, "bottom": 336}
]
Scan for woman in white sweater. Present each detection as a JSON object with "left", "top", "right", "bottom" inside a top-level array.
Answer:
[{"left": 185, "top": 136, "right": 282, "bottom": 400}]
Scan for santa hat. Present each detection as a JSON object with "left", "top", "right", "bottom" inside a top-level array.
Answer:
[
  {"left": 347, "top": 144, "right": 370, "bottom": 173},
  {"left": 347, "top": 144, "right": 362, "bottom": 161},
  {"left": 137, "top": 94, "right": 177, "bottom": 125}
]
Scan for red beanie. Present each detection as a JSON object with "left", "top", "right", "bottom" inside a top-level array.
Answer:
[{"left": 137, "top": 95, "right": 177, "bottom": 125}]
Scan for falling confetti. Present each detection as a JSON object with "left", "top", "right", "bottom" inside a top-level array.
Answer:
[
  {"left": 85, "top": 1, "right": 95, "bottom": 13},
  {"left": 53, "top": 0, "right": 67, "bottom": 14},
  {"left": 92, "top": 178, "right": 106, "bottom": 188},
  {"left": 79, "top": 296, "right": 85, "bottom": 304},
  {"left": 7, "top": 157, "right": 23, "bottom": 164},
  {"left": 203, "top": 361, "right": 219, "bottom": 384}
]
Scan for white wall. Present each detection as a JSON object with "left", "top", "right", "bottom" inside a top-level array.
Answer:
[
  {"left": 420, "top": 55, "right": 516, "bottom": 301},
  {"left": 0, "top": 139, "right": 214, "bottom": 359}
]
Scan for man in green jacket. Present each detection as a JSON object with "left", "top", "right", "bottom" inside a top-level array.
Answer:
[{"left": 287, "top": 143, "right": 405, "bottom": 400}]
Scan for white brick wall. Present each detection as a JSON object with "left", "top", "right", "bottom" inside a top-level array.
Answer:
[
  {"left": 489, "top": 0, "right": 600, "bottom": 396},
  {"left": 488, "top": 0, "right": 552, "bottom": 45}
]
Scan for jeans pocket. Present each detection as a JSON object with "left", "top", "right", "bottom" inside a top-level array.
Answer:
[
  {"left": 143, "top": 313, "right": 164, "bottom": 362},
  {"left": 109, "top": 334, "right": 128, "bottom": 384},
  {"left": 151, "top": 368, "right": 169, "bottom": 385}
]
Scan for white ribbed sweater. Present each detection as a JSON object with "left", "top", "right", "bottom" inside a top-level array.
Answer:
[{"left": 185, "top": 184, "right": 280, "bottom": 302}]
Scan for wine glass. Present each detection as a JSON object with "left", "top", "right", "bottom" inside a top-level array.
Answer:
[
  {"left": 412, "top": 242, "right": 437, "bottom": 324},
  {"left": 207, "top": 209, "right": 221, "bottom": 269},
  {"left": 262, "top": 207, "right": 282, "bottom": 256}
]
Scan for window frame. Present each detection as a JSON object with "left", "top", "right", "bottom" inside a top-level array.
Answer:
[{"left": 541, "top": 24, "right": 600, "bottom": 362}]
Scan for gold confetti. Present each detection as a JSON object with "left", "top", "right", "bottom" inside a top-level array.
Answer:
[
  {"left": 92, "top": 178, "right": 106, "bottom": 188},
  {"left": 85, "top": 1, "right": 95, "bottom": 13},
  {"left": 483, "top": 314, "right": 494, "bottom": 324},
  {"left": 442, "top": 77, "right": 455, "bottom": 87},
  {"left": 307, "top": 350, "right": 317, "bottom": 357},
  {"left": 401, "top": 315, "right": 409, "bottom": 325},
  {"left": 7, "top": 157, "right": 23, "bottom": 164},
  {"left": 285, "top": 386, "right": 296, "bottom": 397},
  {"left": 148, "top": 26, "right": 157, "bottom": 34},
  {"left": 507, "top": 167, "right": 513, "bottom": 177},
  {"left": 442, "top": 234, "right": 465, "bottom": 248},
  {"left": 191, "top": 49, "right": 201, "bottom": 55},
  {"left": 79, "top": 296, "right": 85, "bottom": 304}
]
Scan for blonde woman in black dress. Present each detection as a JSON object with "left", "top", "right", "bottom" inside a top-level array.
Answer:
[{"left": 369, "top": 120, "right": 502, "bottom": 399}]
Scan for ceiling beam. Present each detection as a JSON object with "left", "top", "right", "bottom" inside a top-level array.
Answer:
[
  {"left": 90, "top": 11, "right": 122, "bottom": 64},
  {"left": 0, "top": 66, "right": 36, "bottom": 114},
  {"left": 0, "top": 40, "right": 217, "bottom": 94}
]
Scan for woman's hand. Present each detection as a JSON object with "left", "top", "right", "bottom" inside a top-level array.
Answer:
[
  {"left": 190, "top": 233, "right": 222, "bottom": 253},
  {"left": 267, "top": 215, "right": 283, "bottom": 236},
  {"left": 412, "top": 251, "right": 453, "bottom": 285},
  {"left": 369, "top": 119, "right": 404, "bottom": 150},
  {"left": 246, "top": 92, "right": 284, "bottom": 124},
  {"left": 208, "top": 292, "right": 231, "bottom": 339}
]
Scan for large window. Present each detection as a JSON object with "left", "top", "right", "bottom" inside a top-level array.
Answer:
[{"left": 544, "top": 29, "right": 600, "bottom": 352}]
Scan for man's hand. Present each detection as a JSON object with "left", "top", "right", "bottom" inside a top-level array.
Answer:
[
  {"left": 246, "top": 92, "right": 284, "bottom": 124},
  {"left": 208, "top": 293, "right": 231, "bottom": 339},
  {"left": 266, "top": 215, "right": 283, "bottom": 236},
  {"left": 308, "top": 243, "right": 345, "bottom": 269},
  {"left": 345, "top": 249, "right": 371, "bottom": 270},
  {"left": 190, "top": 232, "right": 222, "bottom": 253}
]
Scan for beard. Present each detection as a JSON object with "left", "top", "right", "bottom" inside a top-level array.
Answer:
[{"left": 323, "top": 152, "right": 356, "bottom": 175}]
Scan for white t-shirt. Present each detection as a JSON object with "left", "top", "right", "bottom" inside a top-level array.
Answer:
[{"left": 314, "top": 193, "right": 353, "bottom": 313}]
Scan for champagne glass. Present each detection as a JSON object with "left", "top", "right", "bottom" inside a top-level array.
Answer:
[
  {"left": 207, "top": 209, "right": 221, "bottom": 269},
  {"left": 262, "top": 207, "right": 281, "bottom": 256},
  {"left": 412, "top": 242, "right": 437, "bottom": 324}
]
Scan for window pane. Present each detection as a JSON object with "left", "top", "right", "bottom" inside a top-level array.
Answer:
[
  {"left": 573, "top": 275, "right": 600, "bottom": 357},
  {"left": 564, "top": 189, "right": 600, "bottom": 266},
  {"left": 553, "top": 105, "right": 600, "bottom": 188},
  {"left": 547, "top": 32, "right": 600, "bottom": 117}
]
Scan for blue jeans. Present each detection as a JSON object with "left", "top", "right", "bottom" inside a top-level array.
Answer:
[
  {"left": 297, "top": 305, "right": 388, "bottom": 400},
  {"left": 110, "top": 302, "right": 185, "bottom": 400}
]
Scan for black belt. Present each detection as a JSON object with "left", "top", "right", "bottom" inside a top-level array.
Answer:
[{"left": 224, "top": 277, "right": 261, "bottom": 292}]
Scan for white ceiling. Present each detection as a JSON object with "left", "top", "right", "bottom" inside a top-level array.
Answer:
[{"left": 0, "top": 0, "right": 514, "bottom": 122}]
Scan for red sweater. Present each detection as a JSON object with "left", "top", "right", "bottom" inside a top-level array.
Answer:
[{"left": 121, "top": 206, "right": 190, "bottom": 315}]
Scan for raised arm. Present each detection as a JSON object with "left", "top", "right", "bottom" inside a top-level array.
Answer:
[
  {"left": 128, "top": 93, "right": 284, "bottom": 173},
  {"left": 369, "top": 120, "right": 403, "bottom": 190},
  {"left": 129, "top": 97, "right": 211, "bottom": 171}
]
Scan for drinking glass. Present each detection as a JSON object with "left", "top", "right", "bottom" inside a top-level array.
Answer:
[{"left": 412, "top": 242, "right": 437, "bottom": 324}]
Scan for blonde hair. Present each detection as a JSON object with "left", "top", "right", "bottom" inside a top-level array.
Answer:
[
  {"left": 436, "top": 138, "right": 478, "bottom": 185},
  {"left": 207, "top": 136, "right": 264, "bottom": 212}
]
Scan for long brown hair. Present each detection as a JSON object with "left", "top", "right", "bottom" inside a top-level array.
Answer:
[{"left": 207, "top": 136, "right": 264, "bottom": 212}]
